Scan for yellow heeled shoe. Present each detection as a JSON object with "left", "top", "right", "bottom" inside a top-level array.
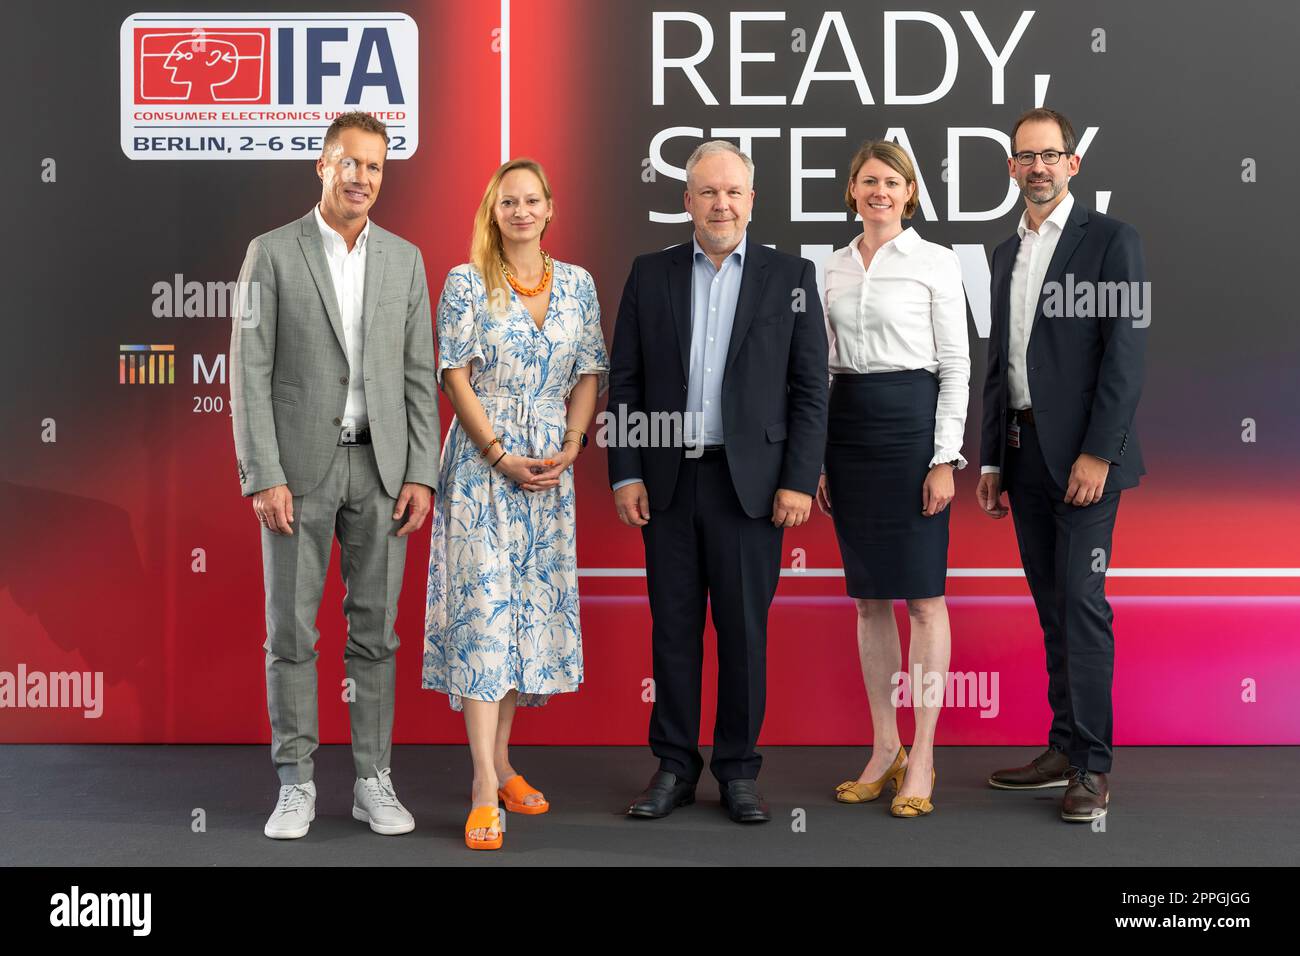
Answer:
[
  {"left": 890, "top": 766, "right": 936, "bottom": 818},
  {"left": 835, "top": 745, "right": 907, "bottom": 803}
]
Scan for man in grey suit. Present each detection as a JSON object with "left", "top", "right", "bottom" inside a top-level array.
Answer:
[{"left": 229, "top": 111, "right": 439, "bottom": 839}]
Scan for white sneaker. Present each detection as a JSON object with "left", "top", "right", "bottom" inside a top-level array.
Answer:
[
  {"left": 265, "top": 780, "right": 316, "bottom": 839},
  {"left": 353, "top": 766, "right": 415, "bottom": 835}
]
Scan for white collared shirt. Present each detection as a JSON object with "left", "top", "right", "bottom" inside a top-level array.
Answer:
[
  {"left": 1008, "top": 190, "right": 1074, "bottom": 411},
  {"left": 313, "top": 203, "right": 370, "bottom": 429},
  {"left": 822, "top": 226, "right": 971, "bottom": 468},
  {"left": 981, "top": 191, "right": 1075, "bottom": 476}
]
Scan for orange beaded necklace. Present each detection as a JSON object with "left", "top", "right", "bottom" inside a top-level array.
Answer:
[{"left": 501, "top": 250, "right": 552, "bottom": 298}]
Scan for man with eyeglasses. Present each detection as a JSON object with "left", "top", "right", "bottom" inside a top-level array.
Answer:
[{"left": 977, "top": 108, "right": 1148, "bottom": 823}]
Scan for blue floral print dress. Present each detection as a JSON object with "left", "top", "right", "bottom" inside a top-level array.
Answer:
[{"left": 422, "top": 260, "right": 609, "bottom": 710}]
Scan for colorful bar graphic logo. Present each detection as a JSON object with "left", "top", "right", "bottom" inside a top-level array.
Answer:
[{"left": 119, "top": 344, "right": 176, "bottom": 384}]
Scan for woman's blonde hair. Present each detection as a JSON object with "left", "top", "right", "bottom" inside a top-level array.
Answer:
[
  {"left": 844, "top": 140, "right": 919, "bottom": 219},
  {"left": 471, "top": 158, "right": 554, "bottom": 313}
]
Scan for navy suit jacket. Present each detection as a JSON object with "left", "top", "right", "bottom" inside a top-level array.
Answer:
[
  {"left": 607, "top": 240, "right": 829, "bottom": 518},
  {"left": 981, "top": 199, "right": 1148, "bottom": 493}
]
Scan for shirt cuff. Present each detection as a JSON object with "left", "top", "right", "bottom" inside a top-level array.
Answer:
[
  {"left": 929, "top": 450, "right": 968, "bottom": 470},
  {"left": 611, "top": 477, "right": 643, "bottom": 491},
  {"left": 980, "top": 465, "right": 1002, "bottom": 475}
]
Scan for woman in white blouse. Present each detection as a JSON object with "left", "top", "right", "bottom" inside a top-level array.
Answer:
[{"left": 817, "top": 141, "right": 970, "bottom": 817}]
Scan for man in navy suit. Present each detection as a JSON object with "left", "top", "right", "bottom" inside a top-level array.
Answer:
[
  {"left": 978, "top": 109, "right": 1148, "bottom": 822},
  {"left": 608, "top": 141, "right": 828, "bottom": 823}
]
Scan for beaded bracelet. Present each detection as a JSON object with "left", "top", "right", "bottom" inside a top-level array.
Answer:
[{"left": 481, "top": 436, "right": 502, "bottom": 458}]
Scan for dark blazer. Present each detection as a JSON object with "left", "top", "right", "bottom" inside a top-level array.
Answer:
[
  {"left": 981, "top": 199, "right": 1148, "bottom": 493},
  {"left": 607, "top": 239, "right": 829, "bottom": 519}
]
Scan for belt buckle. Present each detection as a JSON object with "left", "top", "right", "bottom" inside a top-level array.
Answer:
[{"left": 338, "top": 425, "right": 370, "bottom": 446}]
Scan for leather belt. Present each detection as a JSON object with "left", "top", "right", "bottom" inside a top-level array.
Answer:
[
  {"left": 1009, "top": 408, "right": 1035, "bottom": 427},
  {"left": 338, "top": 425, "right": 373, "bottom": 446},
  {"left": 689, "top": 444, "right": 726, "bottom": 458}
]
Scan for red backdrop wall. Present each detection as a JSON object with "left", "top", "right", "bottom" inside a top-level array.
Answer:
[{"left": 3, "top": 0, "right": 1298, "bottom": 749}]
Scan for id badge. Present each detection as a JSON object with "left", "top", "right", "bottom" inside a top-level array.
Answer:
[{"left": 1007, "top": 420, "right": 1021, "bottom": 449}]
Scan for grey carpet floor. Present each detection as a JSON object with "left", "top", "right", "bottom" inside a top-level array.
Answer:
[{"left": 1, "top": 745, "right": 1293, "bottom": 866}]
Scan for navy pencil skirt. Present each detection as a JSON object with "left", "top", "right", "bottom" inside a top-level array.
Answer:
[{"left": 824, "top": 368, "right": 949, "bottom": 599}]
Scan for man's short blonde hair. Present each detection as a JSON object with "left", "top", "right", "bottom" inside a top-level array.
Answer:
[{"left": 685, "top": 140, "right": 755, "bottom": 191}]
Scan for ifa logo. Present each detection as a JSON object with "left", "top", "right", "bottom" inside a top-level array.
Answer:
[
  {"left": 120, "top": 13, "right": 419, "bottom": 160},
  {"left": 135, "top": 28, "right": 270, "bottom": 104}
]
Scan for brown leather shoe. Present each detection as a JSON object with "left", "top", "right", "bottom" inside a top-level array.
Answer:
[
  {"left": 1061, "top": 769, "right": 1110, "bottom": 822},
  {"left": 987, "top": 748, "right": 1071, "bottom": 790}
]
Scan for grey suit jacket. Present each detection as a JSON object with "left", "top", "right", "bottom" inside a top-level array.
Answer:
[{"left": 229, "top": 207, "right": 440, "bottom": 499}]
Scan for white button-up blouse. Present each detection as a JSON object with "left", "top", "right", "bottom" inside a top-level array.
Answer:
[{"left": 822, "top": 226, "right": 971, "bottom": 469}]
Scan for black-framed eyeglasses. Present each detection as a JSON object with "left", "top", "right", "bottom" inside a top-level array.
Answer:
[{"left": 1013, "top": 149, "right": 1072, "bottom": 166}]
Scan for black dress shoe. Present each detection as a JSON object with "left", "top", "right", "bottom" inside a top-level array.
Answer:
[
  {"left": 719, "top": 779, "right": 770, "bottom": 823},
  {"left": 626, "top": 770, "right": 696, "bottom": 818}
]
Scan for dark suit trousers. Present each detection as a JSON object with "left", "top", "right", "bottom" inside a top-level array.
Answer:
[
  {"left": 641, "top": 451, "right": 783, "bottom": 785},
  {"left": 1005, "top": 421, "right": 1120, "bottom": 773}
]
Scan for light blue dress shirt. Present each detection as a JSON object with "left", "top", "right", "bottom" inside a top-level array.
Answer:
[{"left": 613, "top": 233, "right": 747, "bottom": 491}]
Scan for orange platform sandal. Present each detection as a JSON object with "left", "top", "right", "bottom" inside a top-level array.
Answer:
[
  {"left": 497, "top": 774, "right": 549, "bottom": 814},
  {"left": 464, "top": 804, "right": 503, "bottom": 850}
]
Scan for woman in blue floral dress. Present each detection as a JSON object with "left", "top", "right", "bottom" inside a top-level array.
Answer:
[{"left": 424, "top": 159, "right": 608, "bottom": 849}]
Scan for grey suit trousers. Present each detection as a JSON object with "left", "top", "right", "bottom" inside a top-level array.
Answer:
[{"left": 262, "top": 439, "right": 407, "bottom": 784}]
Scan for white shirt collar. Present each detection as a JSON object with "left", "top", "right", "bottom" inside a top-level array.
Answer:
[
  {"left": 692, "top": 230, "right": 747, "bottom": 266},
  {"left": 889, "top": 226, "right": 921, "bottom": 254},
  {"left": 847, "top": 225, "right": 919, "bottom": 267},
  {"left": 314, "top": 202, "right": 370, "bottom": 251},
  {"left": 1017, "top": 190, "right": 1075, "bottom": 239}
]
